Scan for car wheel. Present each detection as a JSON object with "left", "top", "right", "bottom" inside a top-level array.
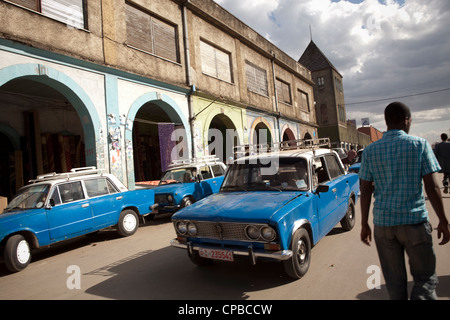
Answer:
[
  {"left": 181, "top": 196, "right": 193, "bottom": 208},
  {"left": 117, "top": 209, "right": 139, "bottom": 237},
  {"left": 4, "top": 235, "right": 31, "bottom": 273},
  {"left": 340, "top": 199, "right": 355, "bottom": 231},
  {"left": 283, "top": 228, "right": 311, "bottom": 279}
]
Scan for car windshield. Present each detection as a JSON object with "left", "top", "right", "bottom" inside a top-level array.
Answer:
[
  {"left": 222, "top": 157, "right": 309, "bottom": 192},
  {"left": 3, "top": 184, "right": 50, "bottom": 213},
  {"left": 159, "top": 167, "right": 197, "bottom": 185}
]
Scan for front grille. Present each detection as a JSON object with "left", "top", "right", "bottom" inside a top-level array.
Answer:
[
  {"left": 174, "top": 220, "right": 274, "bottom": 243},
  {"left": 196, "top": 221, "right": 247, "bottom": 240},
  {"left": 155, "top": 194, "right": 168, "bottom": 204}
]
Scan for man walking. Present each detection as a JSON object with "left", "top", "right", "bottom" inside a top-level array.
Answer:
[
  {"left": 359, "top": 101, "right": 449, "bottom": 300},
  {"left": 434, "top": 133, "right": 450, "bottom": 194}
]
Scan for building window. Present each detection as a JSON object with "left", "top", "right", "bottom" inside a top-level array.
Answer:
[
  {"left": 246, "top": 61, "right": 268, "bottom": 96},
  {"left": 200, "top": 40, "right": 233, "bottom": 83},
  {"left": 298, "top": 90, "right": 310, "bottom": 112},
  {"left": 317, "top": 77, "right": 325, "bottom": 88},
  {"left": 125, "top": 2, "right": 179, "bottom": 63},
  {"left": 338, "top": 104, "right": 346, "bottom": 123},
  {"left": 276, "top": 78, "right": 292, "bottom": 105},
  {"left": 335, "top": 77, "right": 343, "bottom": 93},
  {"left": 7, "top": 0, "right": 86, "bottom": 29}
]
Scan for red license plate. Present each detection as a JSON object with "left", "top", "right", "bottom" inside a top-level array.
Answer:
[{"left": 199, "top": 248, "right": 234, "bottom": 262}]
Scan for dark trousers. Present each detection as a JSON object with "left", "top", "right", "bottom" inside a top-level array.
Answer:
[{"left": 374, "top": 222, "right": 438, "bottom": 300}]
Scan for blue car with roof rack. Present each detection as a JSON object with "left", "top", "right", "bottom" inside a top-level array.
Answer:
[
  {"left": 148, "top": 156, "right": 227, "bottom": 218},
  {"left": 170, "top": 138, "right": 360, "bottom": 279},
  {"left": 0, "top": 167, "right": 156, "bottom": 273}
]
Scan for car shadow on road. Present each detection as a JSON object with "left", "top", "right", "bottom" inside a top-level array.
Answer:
[
  {"left": 356, "top": 275, "right": 450, "bottom": 300},
  {"left": 0, "top": 217, "right": 174, "bottom": 277},
  {"left": 84, "top": 246, "right": 295, "bottom": 300}
]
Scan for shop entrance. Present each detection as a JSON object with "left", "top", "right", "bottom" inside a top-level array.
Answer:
[
  {"left": 132, "top": 102, "right": 186, "bottom": 183},
  {"left": 0, "top": 78, "right": 90, "bottom": 200},
  {"left": 208, "top": 114, "right": 239, "bottom": 163},
  {"left": 253, "top": 122, "right": 273, "bottom": 146}
]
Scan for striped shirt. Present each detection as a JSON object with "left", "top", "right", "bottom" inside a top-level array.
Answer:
[{"left": 359, "top": 130, "right": 441, "bottom": 226}]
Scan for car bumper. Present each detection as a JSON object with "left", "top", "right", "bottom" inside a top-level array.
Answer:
[{"left": 170, "top": 238, "right": 293, "bottom": 264}]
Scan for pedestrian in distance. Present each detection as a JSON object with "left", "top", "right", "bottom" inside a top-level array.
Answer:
[
  {"left": 359, "top": 101, "right": 450, "bottom": 300},
  {"left": 348, "top": 146, "right": 357, "bottom": 165},
  {"left": 434, "top": 133, "right": 450, "bottom": 194}
]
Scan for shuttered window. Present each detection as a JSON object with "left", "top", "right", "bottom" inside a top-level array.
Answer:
[
  {"left": 276, "top": 78, "right": 292, "bottom": 105},
  {"left": 125, "top": 3, "right": 179, "bottom": 63},
  {"left": 246, "top": 61, "right": 268, "bottom": 96},
  {"left": 7, "top": 0, "right": 86, "bottom": 29},
  {"left": 298, "top": 90, "right": 310, "bottom": 111},
  {"left": 200, "top": 40, "right": 232, "bottom": 83}
]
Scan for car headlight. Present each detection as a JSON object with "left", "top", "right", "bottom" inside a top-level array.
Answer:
[
  {"left": 176, "top": 221, "right": 187, "bottom": 235},
  {"left": 245, "top": 225, "right": 261, "bottom": 240},
  {"left": 187, "top": 222, "right": 198, "bottom": 236},
  {"left": 167, "top": 194, "right": 174, "bottom": 203},
  {"left": 261, "top": 226, "right": 276, "bottom": 241}
]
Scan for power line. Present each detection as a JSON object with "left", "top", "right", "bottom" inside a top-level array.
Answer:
[{"left": 345, "top": 87, "right": 450, "bottom": 106}]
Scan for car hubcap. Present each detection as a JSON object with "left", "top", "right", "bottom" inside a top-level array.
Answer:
[
  {"left": 348, "top": 206, "right": 354, "bottom": 220},
  {"left": 17, "top": 240, "right": 30, "bottom": 264},
  {"left": 296, "top": 239, "right": 307, "bottom": 266},
  {"left": 123, "top": 214, "right": 137, "bottom": 232}
]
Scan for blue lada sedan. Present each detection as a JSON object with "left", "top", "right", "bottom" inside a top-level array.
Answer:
[
  {"left": 0, "top": 167, "right": 156, "bottom": 273},
  {"left": 171, "top": 139, "right": 359, "bottom": 279},
  {"left": 150, "top": 158, "right": 226, "bottom": 217}
]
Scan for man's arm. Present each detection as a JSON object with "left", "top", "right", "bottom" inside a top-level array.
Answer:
[
  {"left": 423, "top": 172, "right": 450, "bottom": 245},
  {"left": 360, "top": 179, "right": 374, "bottom": 246}
]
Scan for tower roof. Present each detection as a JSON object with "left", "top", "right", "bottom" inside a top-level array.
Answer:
[{"left": 299, "top": 40, "right": 342, "bottom": 78}]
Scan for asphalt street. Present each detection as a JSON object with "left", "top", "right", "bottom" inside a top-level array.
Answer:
[{"left": 1, "top": 187, "right": 449, "bottom": 300}]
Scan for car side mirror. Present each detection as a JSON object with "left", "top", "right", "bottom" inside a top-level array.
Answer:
[
  {"left": 315, "top": 185, "right": 329, "bottom": 194},
  {"left": 197, "top": 173, "right": 203, "bottom": 183},
  {"left": 46, "top": 198, "right": 55, "bottom": 209}
]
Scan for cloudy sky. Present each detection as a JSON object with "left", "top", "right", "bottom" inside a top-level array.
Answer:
[{"left": 214, "top": 0, "right": 450, "bottom": 144}]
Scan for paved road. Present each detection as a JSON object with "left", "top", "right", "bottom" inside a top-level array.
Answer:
[{"left": 1, "top": 190, "right": 449, "bottom": 300}]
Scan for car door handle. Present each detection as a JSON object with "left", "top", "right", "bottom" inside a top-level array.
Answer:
[
  {"left": 116, "top": 196, "right": 123, "bottom": 200},
  {"left": 82, "top": 203, "right": 90, "bottom": 208}
]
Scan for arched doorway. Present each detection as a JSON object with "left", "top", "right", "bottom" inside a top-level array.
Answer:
[
  {"left": 282, "top": 127, "right": 296, "bottom": 142},
  {"left": 0, "top": 131, "right": 15, "bottom": 200},
  {"left": 253, "top": 122, "right": 273, "bottom": 146},
  {"left": 0, "top": 65, "right": 99, "bottom": 200},
  {"left": 132, "top": 102, "right": 185, "bottom": 182},
  {"left": 208, "top": 114, "right": 240, "bottom": 163}
]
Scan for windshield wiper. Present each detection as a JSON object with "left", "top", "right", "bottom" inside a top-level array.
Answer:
[
  {"left": 4, "top": 206, "right": 24, "bottom": 213},
  {"left": 221, "top": 185, "right": 248, "bottom": 192},
  {"left": 249, "top": 182, "right": 282, "bottom": 192}
]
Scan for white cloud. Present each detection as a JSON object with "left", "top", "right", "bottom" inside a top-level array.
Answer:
[{"left": 214, "top": 0, "right": 450, "bottom": 142}]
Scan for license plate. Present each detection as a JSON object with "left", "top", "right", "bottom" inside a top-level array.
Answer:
[{"left": 199, "top": 248, "right": 234, "bottom": 262}]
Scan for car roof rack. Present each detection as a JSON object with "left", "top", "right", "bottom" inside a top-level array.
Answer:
[
  {"left": 168, "top": 156, "right": 220, "bottom": 168},
  {"left": 29, "top": 166, "right": 104, "bottom": 183},
  {"left": 234, "top": 138, "right": 331, "bottom": 158}
]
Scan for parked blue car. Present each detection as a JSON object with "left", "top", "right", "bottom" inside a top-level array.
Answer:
[
  {"left": 150, "top": 158, "right": 226, "bottom": 217},
  {"left": 171, "top": 139, "right": 359, "bottom": 279},
  {"left": 0, "top": 167, "right": 156, "bottom": 273}
]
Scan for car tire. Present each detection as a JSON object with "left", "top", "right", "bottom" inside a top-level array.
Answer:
[
  {"left": 340, "top": 199, "right": 355, "bottom": 231},
  {"left": 4, "top": 234, "right": 31, "bottom": 273},
  {"left": 181, "top": 196, "right": 193, "bottom": 208},
  {"left": 283, "top": 228, "right": 311, "bottom": 279},
  {"left": 117, "top": 209, "right": 139, "bottom": 237}
]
